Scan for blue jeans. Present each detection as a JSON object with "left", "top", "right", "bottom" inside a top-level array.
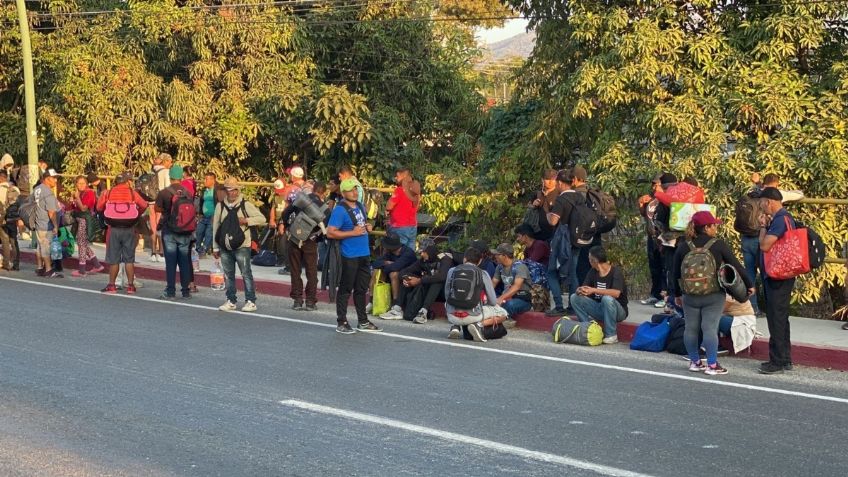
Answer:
[
  {"left": 501, "top": 297, "right": 531, "bottom": 319},
  {"left": 567, "top": 247, "right": 580, "bottom": 298},
  {"left": 547, "top": 268, "right": 564, "bottom": 309},
  {"left": 570, "top": 294, "right": 627, "bottom": 337},
  {"left": 389, "top": 226, "right": 417, "bottom": 250},
  {"left": 196, "top": 216, "right": 214, "bottom": 254},
  {"left": 163, "top": 231, "right": 193, "bottom": 296},
  {"left": 740, "top": 235, "right": 761, "bottom": 313},
  {"left": 220, "top": 247, "right": 256, "bottom": 303},
  {"left": 719, "top": 315, "right": 733, "bottom": 336}
]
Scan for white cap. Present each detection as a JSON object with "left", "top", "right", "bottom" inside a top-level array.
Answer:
[
  {"left": 290, "top": 166, "right": 304, "bottom": 179},
  {"left": 0, "top": 153, "right": 12, "bottom": 168},
  {"left": 273, "top": 179, "right": 285, "bottom": 190}
]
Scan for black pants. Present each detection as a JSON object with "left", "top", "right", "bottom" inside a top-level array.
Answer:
[
  {"left": 662, "top": 245, "right": 676, "bottom": 298},
  {"left": 5, "top": 223, "right": 19, "bottom": 269},
  {"left": 647, "top": 237, "right": 666, "bottom": 299},
  {"left": 289, "top": 239, "right": 319, "bottom": 305},
  {"left": 275, "top": 234, "right": 290, "bottom": 268},
  {"left": 765, "top": 277, "right": 795, "bottom": 366},
  {"left": 336, "top": 256, "right": 370, "bottom": 325},
  {"left": 399, "top": 282, "right": 445, "bottom": 321}
]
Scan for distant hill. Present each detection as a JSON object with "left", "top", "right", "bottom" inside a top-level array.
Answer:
[{"left": 482, "top": 31, "right": 536, "bottom": 62}]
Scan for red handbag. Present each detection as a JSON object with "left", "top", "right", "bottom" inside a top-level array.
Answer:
[{"left": 764, "top": 216, "right": 810, "bottom": 280}]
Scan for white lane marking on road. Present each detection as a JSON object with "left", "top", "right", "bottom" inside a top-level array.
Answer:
[
  {"left": 279, "top": 399, "right": 654, "bottom": 477},
  {"left": 569, "top": 421, "right": 585, "bottom": 425},
  {"left": 3, "top": 276, "right": 848, "bottom": 405},
  {"left": 701, "top": 445, "right": 719, "bottom": 449}
]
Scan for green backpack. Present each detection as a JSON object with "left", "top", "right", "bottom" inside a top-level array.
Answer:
[
  {"left": 551, "top": 318, "right": 603, "bottom": 346},
  {"left": 679, "top": 238, "right": 720, "bottom": 296}
]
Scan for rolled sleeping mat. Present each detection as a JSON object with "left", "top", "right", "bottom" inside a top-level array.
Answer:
[{"left": 718, "top": 263, "right": 748, "bottom": 303}]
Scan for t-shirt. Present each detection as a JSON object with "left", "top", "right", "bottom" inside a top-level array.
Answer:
[
  {"left": 549, "top": 190, "right": 581, "bottom": 227},
  {"left": 328, "top": 201, "right": 370, "bottom": 258},
  {"left": 494, "top": 261, "right": 532, "bottom": 299},
  {"left": 524, "top": 240, "right": 550, "bottom": 267},
  {"left": 154, "top": 184, "right": 190, "bottom": 233},
  {"left": 765, "top": 208, "right": 795, "bottom": 240},
  {"left": 33, "top": 183, "right": 58, "bottom": 231},
  {"left": 389, "top": 183, "right": 418, "bottom": 228},
  {"left": 154, "top": 165, "right": 170, "bottom": 192},
  {"left": 582, "top": 265, "right": 629, "bottom": 316},
  {"left": 202, "top": 188, "right": 215, "bottom": 217},
  {"left": 181, "top": 178, "right": 196, "bottom": 198}
]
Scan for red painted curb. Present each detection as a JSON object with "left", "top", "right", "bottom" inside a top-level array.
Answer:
[{"left": 20, "top": 251, "right": 848, "bottom": 371}]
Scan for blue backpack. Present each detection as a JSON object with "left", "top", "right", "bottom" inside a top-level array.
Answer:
[{"left": 511, "top": 260, "right": 548, "bottom": 288}]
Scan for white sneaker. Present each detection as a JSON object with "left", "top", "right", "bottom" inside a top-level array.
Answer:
[
  {"left": 379, "top": 305, "right": 403, "bottom": 320},
  {"left": 654, "top": 299, "right": 667, "bottom": 309},
  {"left": 602, "top": 335, "right": 619, "bottom": 344},
  {"left": 149, "top": 254, "right": 158, "bottom": 263},
  {"left": 219, "top": 301, "right": 237, "bottom": 312},
  {"left": 365, "top": 303, "right": 373, "bottom": 315},
  {"left": 412, "top": 308, "right": 428, "bottom": 324},
  {"left": 241, "top": 301, "right": 257, "bottom": 312}
]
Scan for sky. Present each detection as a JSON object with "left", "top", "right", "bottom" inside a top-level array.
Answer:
[{"left": 476, "top": 18, "right": 530, "bottom": 45}]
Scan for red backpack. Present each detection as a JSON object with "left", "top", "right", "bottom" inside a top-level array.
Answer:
[{"left": 167, "top": 186, "right": 197, "bottom": 234}]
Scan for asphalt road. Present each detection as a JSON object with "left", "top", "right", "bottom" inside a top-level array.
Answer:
[{"left": 1, "top": 274, "right": 847, "bottom": 477}]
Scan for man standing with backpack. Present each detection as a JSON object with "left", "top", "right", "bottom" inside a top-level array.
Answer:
[
  {"left": 546, "top": 169, "right": 582, "bottom": 316},
  {"left": 326, "top": 178, "right": 381, "bottom": 334},
  {"left": 97, "top": 172, "right": 148, "bottom": 294},
  {"left": 154, "top": 164, "right": 196, "bottom": 300},
  {"left": 30, "top": 169, "right": 61, "bottom": 278},
  {"left": 445, "top": 247, "right": 508, "bottom": 342},
  {"left": 0, "top": 169, "right": 20, "bottom": 271},
  {"left": 213, "top": 178, "right": 267, "bottom": 312},
  {"left": 280, "top": 182, "right": 330, "bottom": 311}
]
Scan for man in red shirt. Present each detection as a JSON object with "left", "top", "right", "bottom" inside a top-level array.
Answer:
[
  {"left": 97, "top": 172, "right": 149, "bottom": 294},
  {"left": 515, "top": 223, "right": 550, "bottom": 267},
  {"left": 385, "top": 166, "right": 421, "bottom": 249}
]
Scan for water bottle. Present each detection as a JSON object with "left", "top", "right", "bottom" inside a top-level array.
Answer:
[
  {"left": 210, "top": 260, "right": 225, "bottom": 291},
  {"left": 50, "top": 237, "right": 63, "bottom": 261},
  {"left": 191, "top": 248, "right": 200, "bottom": 272}
]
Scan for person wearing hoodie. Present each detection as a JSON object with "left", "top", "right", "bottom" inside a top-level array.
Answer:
[
  {"left": 213, "top": 177, "right": 267, "bottom": 312},
  {"left": 391, "top": 245, "right": 455, "bottom": 324}
]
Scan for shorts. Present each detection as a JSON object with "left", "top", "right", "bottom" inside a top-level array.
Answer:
[
  {"left": 36, "top": 230, "right": 53, "bottom": 260},
  {"left": 105, "top": 226, "right": 138, "bottom": 264}
]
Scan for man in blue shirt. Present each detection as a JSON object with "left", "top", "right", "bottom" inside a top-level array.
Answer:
[
  {"left": 327, "top": 178, "right": 382, "bottom": 334},
  {"left": 758, "top": 187, "right": 796, "bottom": 374}
]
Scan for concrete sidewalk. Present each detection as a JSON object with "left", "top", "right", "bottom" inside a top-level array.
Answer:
[{"left": 14, "top": 238, "right": 848, "bottom": 371}]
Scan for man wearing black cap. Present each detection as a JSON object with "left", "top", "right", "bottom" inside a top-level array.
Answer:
[
  {"left": 372, "top": 234, "right": 417, "bottom": 319},
  {"left": 395, "top": 245, "right": 455, "bottom": 323},
  {"left": 758, "top": 187, "right": 797, "bottom": 374},
  {"left": 545, "top": 169, "right": 580, "bottom": 316}
]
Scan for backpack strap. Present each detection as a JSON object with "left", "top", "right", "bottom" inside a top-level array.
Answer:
[
  {"left": 340, "top": 201, "right": 363, "bottom": 227},
  {"left": 702, "top": 238, "right": 718, "bottom": 251}
]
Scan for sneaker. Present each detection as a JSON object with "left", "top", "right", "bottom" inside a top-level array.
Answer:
[
  {"left": 47, "top": 271, "right": 63, "bottom": 279},
  {"left": 379, "top": 305, "right": 403, "bottom": 320},
  {"left": 447, "top": 325, "right": 462, "bottom": 339},
  {"left": 545, "top": 307, "right": 567, "bottom": 317},
  {"left": 292, "top": 301, "right": 304, "bottom": 311},
  {"left": 716, "top": 346, "right": 730, "bottom": 357},
  {"left": 705, "top": 363, "right": 728, "bottom": 376},
  {"left": 466, "top": 323, "right": 487, "bottom": 342},
  {"left": 278, "top": 268, "right": 290, "bottom": 275},
  {"left": 602, "top": 335, "right": 619, "bottom": 345},
  {"left": 688, "top": 360, "right": 707, "bottom": 372},
  {"left": 159, "top": 293, "right": 176, "bottom": 301},
  {"left": 101, "top": 284, "right": 118, "bottom": 294},
  {"left": 181, "top": 293, "right": 192, "bottom": 299},
  {"left": 125, "top": 285, "right": 137, "bottom": 295},
  {"left": 502, "top": 318, "right": 517, "bottom": 329},
  {"left": 640, "top": 297, "right": 659, "bottom": 305},
  {"left": 90, "top": 265, "right": 105, "bottom": 274},
  {"left": 241, "top": 301, "right": 257, "bottom": 312},
  {"left": 365, "top": 303, "right": 373, "bottom": 314},
  {"left": 219, "top": 301, "right": 237, "bottom": 312},
  {"left": 336, "top": 322, "right": 355, "bottom": 334},
  {"left": 357, "top": 321, "right": 383, "bottom": 332},
  {"left": 654, "top": 299, "right": 667, "bottom": 309},
  {"left": 759, "top": 362, "right": 786, "bottom": 374},
  {"left": 303, "top": 303, "right": 317, "bottom": 312},
  {"left": 412, "top": 308, "right": 428, "bottom": 324},
  {"left": 71, "top": 270, "right": 85, "bottom": 278},
  {"left": 149, "top": 254, "right": 158, "bottom": 263}
]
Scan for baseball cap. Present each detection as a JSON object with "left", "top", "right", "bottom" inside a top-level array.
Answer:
[
  {"left": 514, "top": 223, "right": 535, "bottom": 237},
  {"left": 42, "top": 168, "right": 59, "bottom": 180},
  {"left": 760, "top": 187, "right": 783, "bottom": 202},
  {"left": 470, "top": 239, "right": 489, "bottom": 254},
  {"left": 114, "top": 171, "right": 133, "bottom": 184},
  {"left": 571, "top": 165, "right": 588, "bottom": 181},
  {"left": 223, "top": 177, "right": 242, "bottom": 190},
  {"left": 273, "top": 179, "right": 285, "bottom": 191},
  {"left": 543, "top": 169, "right": 557, "bottom": 180},
  {"left": 169, "top": 164, "right": 184, "bottom": 180},
  {"left": 290, "top": 166, "right": 304, "bottom": 179},
  {"left": 340, "top": 178, "right": 358, "bottom": 192},
  {"left": 382, "top": 234, "right": 401, "bottom": 250},
  {"left": 691, "top": 211, "right": 722, "bottom": 226},
  {"left": 490, "top": 243, "right": 514, "bottom": 258}
]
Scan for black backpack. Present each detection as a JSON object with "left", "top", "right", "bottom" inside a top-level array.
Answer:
[
  {"left": 586, "top": 189, "right": 617, "bottom": 233},
  {"left": 446, "top": 263, "right": 484, "bottom": 309},
  {"left": 734, "top": 195, "right": 761, "bottom": 236},
  {"left": 568, "top": 194, "right": 599, "bottom": 248},
  {"left": 215, "top": 201, "right": 247, "bottom": 251},
  {"left": 799, "top": 222, "right": 827, "bottom": 270},
  {"left": 135, "top": 172, "right": 160, "bottom": 202}
]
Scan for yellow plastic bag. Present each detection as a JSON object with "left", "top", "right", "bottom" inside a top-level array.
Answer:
[{"left": 372, "top": 269, "right": 392, "bottom": 316}]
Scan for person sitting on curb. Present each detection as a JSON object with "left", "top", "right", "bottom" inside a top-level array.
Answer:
[
  {"left": 569, "top": 246, "right": 628, "bottom": 344},
  {"left": 445, "top": 247, "right": 508, "bottom": 342},
  {"left": 490, "top": 243, "right": 533, "bottom": 327},
  {"left": 371, "top": 234, "right": 417, "bottom": 317},
  {"left": 393, "top": 245, "right": 454, "bottom": 324},
  {"left": 515, "top": 223, "right": 550, "bottom": 267}
]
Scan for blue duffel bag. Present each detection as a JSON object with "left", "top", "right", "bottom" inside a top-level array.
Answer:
[{"left": 629, "top": 318, "right": 671, "bottom": 352}]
